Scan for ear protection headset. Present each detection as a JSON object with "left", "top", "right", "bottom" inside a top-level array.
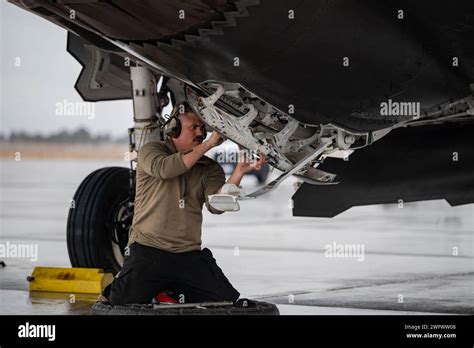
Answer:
[
  {"left": 164, "top": 116, "right": 182, "bottom": 138},
  {"left": 163, "top": 105, "right": 182, "bottom": 138}
]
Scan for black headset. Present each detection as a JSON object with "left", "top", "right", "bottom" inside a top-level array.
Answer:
[
  {"left": 163, "top": 104, "right": 207, "bottom": 139},
  {"left": 162, "top": 104, "right": 182, "bottom": 138},
  {"left": 163, "top": 116, "right": 182, "bottom": 138}
]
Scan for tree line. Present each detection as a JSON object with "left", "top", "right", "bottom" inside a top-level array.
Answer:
[{"left": 1, "top": 128, "right": 128, "bottom": 143}]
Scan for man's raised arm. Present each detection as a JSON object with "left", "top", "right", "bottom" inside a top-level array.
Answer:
[{"left": 182, "top": 132, "right": 224, "bottom": 169}]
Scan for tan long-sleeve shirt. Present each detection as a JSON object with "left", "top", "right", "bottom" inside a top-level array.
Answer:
[{"left": 128, "top": 137, "right": 225, "bottom": 252}]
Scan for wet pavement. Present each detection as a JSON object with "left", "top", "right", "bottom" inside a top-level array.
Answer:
[{"left": 1, "top": 160, "right": 473, "bottom": 315}]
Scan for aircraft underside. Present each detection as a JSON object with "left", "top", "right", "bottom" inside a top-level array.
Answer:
[{"left": 9, "top": 0, "right": 474, "bottom": 219}]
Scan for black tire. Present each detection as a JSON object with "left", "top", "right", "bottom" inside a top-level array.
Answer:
[
  {"left": 67, "top": 167, "right": 134, "bottom": 274},
  {"left": 90, "top": 301, "right": 279, "bottom": 316}
]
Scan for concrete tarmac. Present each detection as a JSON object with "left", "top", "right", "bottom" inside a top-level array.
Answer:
[{"left": 1, "top": 160, "right": 472, "bottom": 315}]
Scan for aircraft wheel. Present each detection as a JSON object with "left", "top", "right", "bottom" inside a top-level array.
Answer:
[{"left": 67, "top": 167, "right": 134, "bottom": 274}]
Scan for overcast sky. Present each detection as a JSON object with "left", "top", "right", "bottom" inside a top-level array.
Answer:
[{"left": 1, "top": 1, "right": 134, "bottom": 137}]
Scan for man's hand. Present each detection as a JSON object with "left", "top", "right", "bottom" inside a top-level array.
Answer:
[
  {"left": 236, "top": 149, "right": 266, "bottom": 174},
  {"left": 218, "top": 147, "right": 267, "bottom": 194},
  {"left": 182, "top": 131, "right": 223, "bottom": 170},
  {"left": 182, "top": 131, "right": 224, "bottom": 170},
  {"left": 205, "top": 131, "right": 225, "bottom": 149}
]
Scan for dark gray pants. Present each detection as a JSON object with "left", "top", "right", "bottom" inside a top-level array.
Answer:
[{"left": 109, "top": 243, "right": 240, "bottom": 305}]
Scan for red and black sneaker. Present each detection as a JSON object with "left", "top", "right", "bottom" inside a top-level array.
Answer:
[{"left": 153, "top": 291, "right": 179, "bottom": 305}]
